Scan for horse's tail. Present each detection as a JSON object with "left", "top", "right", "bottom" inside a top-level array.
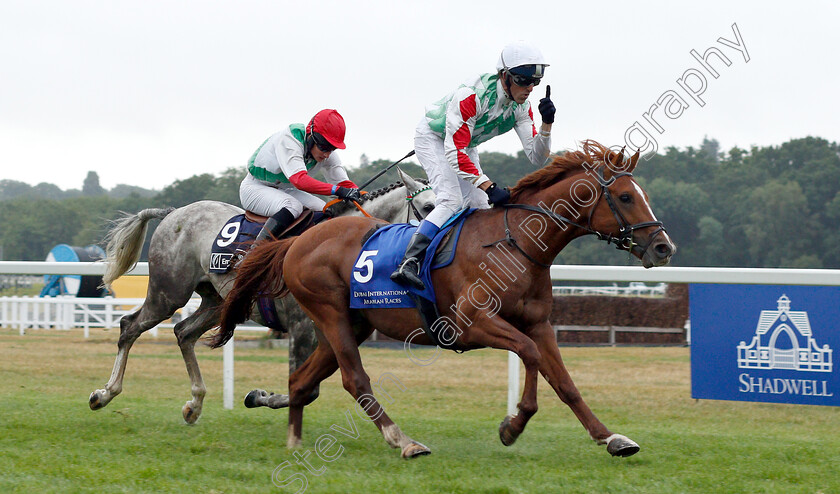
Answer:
[
  {"left": 101, "top": 207, "right": 175, "bottom": 288},
  {"left": 210, "top": 237, "right": 296, "bottom": 348}
]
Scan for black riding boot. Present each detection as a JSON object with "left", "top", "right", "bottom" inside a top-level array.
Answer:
[
  {"left": 255, "top": 208, "right": 296, "bottom": 243},
  {"left": 234, "top": 208, "right": 296, "bottom": 270},
  {"left": 390, "top": 231, "right": 433, "bottom": 290}
]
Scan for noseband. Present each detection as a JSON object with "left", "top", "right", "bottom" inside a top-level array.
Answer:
[{"left": 483, "top": 166, "right": 666, "bottom": 268}]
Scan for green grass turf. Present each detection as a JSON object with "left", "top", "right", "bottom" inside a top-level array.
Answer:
[{"left": 1, "top": 328, "right": 838, "bottom": 493}]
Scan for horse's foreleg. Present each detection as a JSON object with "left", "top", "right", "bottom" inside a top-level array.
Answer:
[
  {"left": 499, "top": 351, "right": 540, "bottom": 446},
  {"left": 530, "top": 325, "right": 640, "bottom": 457},
  {"left": 242, "top": 299, "right": 323, "bottom": 413},
  {"left": 242, "top": 317, "right": 324, "bottom": 413},
  {"left": 461, "top": 316, "right": 543, "bottom": 446},
  {"left": 174, "top": 291, "right": 222, "bottom": 424},
  {"left": 286, "top": 299, "right": 320, "bottom": 376}
]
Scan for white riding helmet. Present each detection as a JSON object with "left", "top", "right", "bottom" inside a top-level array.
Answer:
[{"left": 496, "top": 41, "right": 549, "bottom": 76}]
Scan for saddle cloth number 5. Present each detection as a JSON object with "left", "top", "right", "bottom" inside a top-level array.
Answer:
[{"left": 353, "top": 250, "right": 379, "bottom": 284}]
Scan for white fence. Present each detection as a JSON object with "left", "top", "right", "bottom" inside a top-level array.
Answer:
[
  {"left": 0, "top": 295, "right": 201, "bottom": 337},
  {"left": 0, "top": 261, "right": 250, "bottom": 410},
  {"left": 552, "top": 282, "right": 668, "bottom": 297},
  {"left": 3, "top": 261, "right": 840, "bottom": 415}
]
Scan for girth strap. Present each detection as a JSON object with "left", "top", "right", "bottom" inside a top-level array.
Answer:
[{"left": 410, "top": 294, "right": 466, "bottom": 353}]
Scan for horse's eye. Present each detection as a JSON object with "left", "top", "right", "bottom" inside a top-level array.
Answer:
[
  {"left": 423, "top": 204, "right": 435, "bottom": 213},
  {"left": 619, "top": 193, "right": 632, "bottom": 203}
]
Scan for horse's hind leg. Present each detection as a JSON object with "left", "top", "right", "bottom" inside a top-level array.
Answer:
[
  {"left": 302, "top": 306, "right": 429, "bottom": 458},
  {"left": 284, "top": 342, "right": 340, "bottom": 448},
  {"left": 174, "top": 282, "right": 223, "bottom": 424},
  {"left": 89, "top": 290, "right": 181, "bottom": 410},
  {"left": 283, "top": 321, "right": 372, "bottom": 448},
  {"left": 530, "top": 324, "right": 640, "bottom": 457}
]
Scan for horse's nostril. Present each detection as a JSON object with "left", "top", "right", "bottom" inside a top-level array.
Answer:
[{"left": 655, "top": 243, "right": 673, "bottom": 257}]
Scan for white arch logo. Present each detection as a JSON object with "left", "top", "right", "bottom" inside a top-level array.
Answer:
[{"left": 737, "top": 295, "right": 833, "bottom": 372}]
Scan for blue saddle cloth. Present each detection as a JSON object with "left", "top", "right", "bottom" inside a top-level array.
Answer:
[
  {"left": 209, "top": 214, "right": 264, "bottom": 273},
  {"left": 349, "top": 210, "right": 473, "bottom": 309}
]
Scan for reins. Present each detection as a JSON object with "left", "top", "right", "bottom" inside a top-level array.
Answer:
[
  {"left": 323, "top": 182, "right": 433, "bottom": 222},
  {"left": 482, "top": 204, "right": 561, "bottom": 268},
  {"left": 323, "top": 198, "right": 373, "bottom": 218},
  {"left": 483, "top": 166, "right": 666, "bottom": 268}
]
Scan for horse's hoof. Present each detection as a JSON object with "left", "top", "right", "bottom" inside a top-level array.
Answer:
[
  {"left": 89, "top": 390, "right": 107, "bottom": 410},
  {"left": 244, "top": 389, "right": 266, "bottom": 408},
  {"left": 401, "top": 441, "right": 431, "bottom": 459},
  {"left": 606, "top": 434, "right": 640, "bottom": 457},
  {"left": 182, "top": 402, "right": 200, "bottom": 424},
  {"left": 499, "top": 415, "right": 518, "bottom": 446}
]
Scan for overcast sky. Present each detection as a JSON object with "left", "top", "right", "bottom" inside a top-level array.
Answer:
[{"left": 1, "top": 1, "right": 837, "bottom": 190}]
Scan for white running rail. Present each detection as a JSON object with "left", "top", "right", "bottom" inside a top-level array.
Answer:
[{"left": 4, "top": 262, "right": 840, "bottom": 414}]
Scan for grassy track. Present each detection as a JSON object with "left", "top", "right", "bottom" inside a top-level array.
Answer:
[{"left": 1, "top": 328, "right": 838, "bottom": 493}]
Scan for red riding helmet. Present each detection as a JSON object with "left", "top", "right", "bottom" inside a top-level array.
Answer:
[{"left": 306, "top": 109, "right": 347, "bottom": 150}]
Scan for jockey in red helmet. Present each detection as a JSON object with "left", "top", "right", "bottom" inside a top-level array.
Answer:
[
  {"left": 240, "top": 109, "right": 361, "bottom": 243},
  {"left": 391, "top": 41, "right": 556, "bottom": 290}
]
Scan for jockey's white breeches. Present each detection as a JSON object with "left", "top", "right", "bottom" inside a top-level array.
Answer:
[
  {"left": 414, "top": 120, "right": 490, "bottom": 229},
  {"left": 239, "top": 174, "right": 326, "bottom": 217}
]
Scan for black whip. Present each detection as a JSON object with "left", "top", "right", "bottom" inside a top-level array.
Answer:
[{"left": 357, "top": 150, "right": 416, "bottom": 191}]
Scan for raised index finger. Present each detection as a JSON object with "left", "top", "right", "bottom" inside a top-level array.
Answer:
[{"left": 545, "top": 85, "right": 551, "bottom": 99}]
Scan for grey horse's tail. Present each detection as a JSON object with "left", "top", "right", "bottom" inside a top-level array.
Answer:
[{"left": 101, "top": 207, "right": 175, "bottom": 287}]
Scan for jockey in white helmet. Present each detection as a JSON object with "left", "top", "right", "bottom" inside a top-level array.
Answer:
[
  {"left": 391, "top": 41, "right": 556, "bottom": 290},
  {"left": 239, "top": 109, "right": 361, "bottom": 243}
]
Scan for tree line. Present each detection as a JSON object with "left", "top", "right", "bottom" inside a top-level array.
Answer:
[{"left": 1, "top": 136, "right": 837, "bottom": 269}]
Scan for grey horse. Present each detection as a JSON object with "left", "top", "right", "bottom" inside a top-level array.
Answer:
[{"left": 90, "top": 169, "right": 434, "bottom": 423}]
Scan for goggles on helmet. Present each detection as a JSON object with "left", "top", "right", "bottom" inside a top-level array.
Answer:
[
  {"left": 510, "top": 74, "right": 541, "bottom": 87},
  {"left": 311, "top": 132, "right": 337, "bottom": 152},
  {"left": 507, "top": 64, "right": 544, "bottom": 87}
]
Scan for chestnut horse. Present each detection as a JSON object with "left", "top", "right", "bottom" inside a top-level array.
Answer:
[{"left": 213, "top": 141, "right": 675, "bottom": 458}]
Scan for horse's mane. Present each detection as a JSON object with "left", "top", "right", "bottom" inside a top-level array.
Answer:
[{"left": 509, "top": 140, "right": 621, "bottom": 201}]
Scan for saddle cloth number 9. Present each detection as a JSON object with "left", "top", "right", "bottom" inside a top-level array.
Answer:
[{"left": 216, "top": 221, "right": 241, "bottom": 248}]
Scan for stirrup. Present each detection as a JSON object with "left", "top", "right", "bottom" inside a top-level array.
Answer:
[
  {"left": 391, "top": 258, "right": 424, "bottom": 290},
  {"left": 231, "top": 248, "right": 248, "bottom": 270}
]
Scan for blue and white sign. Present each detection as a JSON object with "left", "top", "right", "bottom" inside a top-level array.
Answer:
[{"left": 690, "top": 284, "right": 838, "bottom": 406}]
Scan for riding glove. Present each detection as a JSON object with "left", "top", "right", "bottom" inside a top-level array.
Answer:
[
  {"left": 486, "top": 183, "right": 511, "bottom": 206},
  {"left": 336, "top": 187, "right": 362, "bottom": 202},
  {"left": 538, "top": 85, "right": 555, "bottom": 124}
]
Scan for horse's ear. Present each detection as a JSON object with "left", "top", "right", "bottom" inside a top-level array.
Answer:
[
  {"left": 397, "top": 167, "right": 419, "bottom": 193},
  {"left": 627, "top": 149, "right": 641, "bottom": 173},
  {"left": 612, "top": 146, "right": 626, "bottom": 170}
]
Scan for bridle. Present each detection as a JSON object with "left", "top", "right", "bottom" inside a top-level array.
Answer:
[
  {"left": 588, "top": 166, "right": 666, "bottom": 257},
  {"left": 483, "top": 165, "right": 666, "bottom": 268},
  {"left": 405, "top": 185, "right": 433, "bottom": 223}
]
